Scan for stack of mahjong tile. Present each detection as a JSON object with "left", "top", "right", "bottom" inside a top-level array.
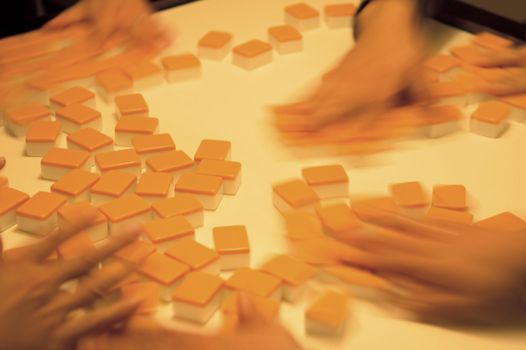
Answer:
[{"left": 271, "top": 164, "right": 526, "bottom": 338}]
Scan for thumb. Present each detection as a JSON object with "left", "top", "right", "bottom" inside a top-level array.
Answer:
[{"left": 44, "top": 3, "right": 86, "bottom": 30}]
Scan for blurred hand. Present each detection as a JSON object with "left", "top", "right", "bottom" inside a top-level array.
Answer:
[
  {"left": 274, "top": 0, "right": 427, "bottom": 132},
  {"left": 44, "top": 0, "right": 170, "bottom": 49},
  {"left": 80, "top": 293, "right": 301, "bottom": 350},
  {"left": 0, "top": 156, "right": 5, "bottom": 170},
  {"left": 475, "top": 46, "right": 526, "bottom": 96},
  {"left": 344, "top": 214, "right": 526, "bottom": 324},
  {"left": 0, "top": 212, "right": 142, "bottom": 350}
]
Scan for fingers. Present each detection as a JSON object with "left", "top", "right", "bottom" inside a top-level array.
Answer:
[
  {"left": 238, "top": 292, "right": 267, "bottom": 327},
  {"left": 56, "top": 298, "right": 141, "bottom": 343},
  {"left": 26, "top": 209, "right": 98, "bottom": 262},
  {"left": 53, "top": 260, "right": 137, "bottom": 311},
  {"left": 371, "top": 213, "right": 459, "bottom": 241},
  {"left": 0, "top": 156, "right": 5, "bottom": 170},
  {"left": 476, "top": 47, "right": 526, "bottom": 68},
  {"left": 44, "top": 3, "right": 86, "bottom": 29},
  {"left": 51, "top": 226, "right": 141, "bottom": 284}
]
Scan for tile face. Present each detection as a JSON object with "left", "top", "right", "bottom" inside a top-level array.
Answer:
[
  {"left": 56, "top": 104, "right": 101, "bottom": 125},
  {"left": 131, "top": 133, "right": 176, "bottom": 156},
  {"left": 195, "top": 159, "right": 240, "bottom": 180},
  {"left": 136, "top": 172, "right": 172, "bottom": 198},
  {"left": 273, "top": 179, "right": 319, "bottom": 208},
  {"left": 285, "top": 3, "right": 320, "bottom": 19},
  {"left": 432, "top": 185, "right": 467, "bottom": 210},
  {"left": 233, "top": 40, "right": 272, "bottom": 58},
  {"left": 324, "top": 3, "right": 357, "bottom": 17},
  {"left": 152, "top": 194, "right": 203, "bottom": 218},
  {"left": 302, "top": 164, "right": 348, "bottom": 185},
  {"left": 50, "top": 86, "right": 94, "bottom": 107},
  {"left": 199, "top": 31, "right": 232, "bottom": 49},
  {"left": 261, "top": 254, "right": 315, "bottom": 286},
  {"left": 306, "top": 291, "right": 348, "bottom": 328},
  {"left": 57, "top": 201, "right": 106, "bottom": 228},
  {"left": 175, "top": 173, "right": 223, "bottom": 195},
  {"left": 26, "top": 121, "right": 61, "bottom": 143},
  {"left": 41, "top": 147, "right": 90, "bottom": 169},
  {"left": 96, "top": 69, "right": 133, "bottom": 92},
  {"left": 115, "top": 239, "right": 156, "bottom": 263},
  {"left": 221, "top": 292, "right": 279, "bottom": 321},
  {"left": 123, "top": 61, "right": 162, "bottom": 80},
  {"left": 165, "top": 238, "right": 219, "bottom": 269},
  {"left": 91, "top": 170, "right": 136, "bottom": 197},
  {"left": 225, "top": 268, "right": 281, "bottom": 298},
  {"left": 138, "top": 252, "right": 190, "bottom": 285},
  {"left": 161, "top": 54, "right": 201, "bottom": 70},
  {"left": 95, "top": 149, "right": 141, "bottom": 172},
  {"left": 5, "top": 102, "right": 50, "bottom": 126},
  {"left": 472, "top": 101, "right": 510, "bottom": 124},
  {"left": 0, "top": 187, "right": 29, "bottom": 215},
  {"left": 475, "top": 212, "right": 526, "bottom": 232},
  {"left": 213, "top": 225, "right": 250, "bottom": 255},
  {"left": 115, "top": 116, "right": 158, "bottom": 134},
  {"left": 171, "top": 271, "right": 223, "bottom": 306},
  {"left": 283, "top": 211, "right": 324, "bottom": 240},
  {"left": 390, "top": 182, "right": 428, "bottom": 208},
  {"left": 51, "top": 169, "right": 100, "bottom": 197},
  {"left": 16, "top": 191, "right": 67, "bottom": 220},
  {"left": 115, "top": 94, "right": 148, "bottom": 116},
  {"left": 194, "top": 139, "right": 231, "bottom": 161},
  {"left": 268, "top": 25, "right": 302, "bottom": 43},
  {"left": 67, "top": 128, "right": 113, "bottom": 152},
  {"left": 146, "top": 151, "right": 193, "bottom": 173},
  {"left": 143, "top": 216, "right": 194, "bottom": 244},
  {"left": 98, "top": 194, "right": 150, "bottom": 223}
]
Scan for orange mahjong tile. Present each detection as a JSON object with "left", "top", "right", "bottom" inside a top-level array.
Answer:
[
  {"left": 16, "top": 191, "right": 67, "bottom": 220},
  {"left": 95, "top": 149, "right": 141, "bottom": 172},
  {"left": 322, "top": 265, "right": 392, "bottom": 290},
  {"left": 221, "top": 291, "right": 279, "bottom": 321},
  {"left": 225, "top": 268, "right": 282, "bottom": 298},
  {"left": 213, "top": 225, "right": 250, "bottom": 255},
  {"left": 285, "top": 3, "right": 319, "bottom": 19},
  {"left": 324, "top": 3, "right": 357, "bottom": 17},
  {"left": 57, "top": 230, "right": 96, "bottom": 259},
  {"left": 121, "top": 281, "right": 160, "bottom": 314},
  {"left": 450, "top": 45, "right": 487, "bottom": 64},
  {"left": 315, "top": 203, "right": 362, "bottom": 234},
  {"left": 115, "top": 239, "right": 156, "bottom": 263},
  {"left": 67, "top": 128, "right": 113, "bottom": 153},
  {"left": 138, "top": 252, "right": 190, "bottom": 285},
  {"left": 41, "top": 147, "right": 90, "bottom": 170},
  {"left": 198, "top": 31, "right": 232, "bottom": 49},
  {"left": 115, "top": 93, "right": 148, "bottom": 117},
  {"left": 57, "top": 200, "right": 107, "bottom": 229},
  {"left": 165, "top": 238, "right": 219, "bottom": 270},
  {"left": 172, "top": 271, "right": 223, "bottom": 306},
  {"left": 26, "top": 121, "right": 61, "bottom": 143},
  {"left": 424, "top": 54, "right": 460, "bottom": 73},
  {"left": 472, "top": 100, "right": 511, "bottom": 124},
  {"left": 123, "top": 61, "right": 162, "bottom": 81},
  {"left": 432, "top": 185, "right": 467, "bottom": 210},
  {"left": 56, "top": 104, "right": 101, "bottom": 126},
  {"left": 131, "top": 133, "right": 176, "bottom": 157},
  {"left": 351, "top": 197, "right": 399, "bottom": 221},
  {"left": 152, "top": 194, "right": 203, "bottom": 218},
  {"left": 50, "top": 86, "right": 95, "bottom": 108},
  {"left": 115, "top": 116, "right": 158, "bottom": 135},
  {"left": 473, "top": 32, "right": 513, "bottom": 50},
  {"left": 390, "top": 181, "right": 428, "bottom": 208},
  {"left": 268, "top": 25, "right": 302, "bottom": 43},
  {"left": 500, "top": 94, "right": 526, "bottom": 109},
  {"left": 194, "top": 139, "right": 231, "bottom": 161},
  {"left": 260, "top": 254, "right": 315, "bottom": 286},
  {"left": 475, "top": 212, "right": 526, "bottom": 232},
  {"left": 424, "top": 105, "right": 463, "bottom": 124},
  {"left": 143, "top": 216, "right": 194, "bottom": 244},
  {"left": 95, "top": 69, "right": 133, "bottom": 93},
  {"left": 0, "top": 187, "right": 29, "bottom": 215},
  {"left": 51, "top": 169, "right": 100, "bottom": 198},
  {"left": 91, "top": 170, "right": 136, "bottom": 198},
  {"left": 136, "top": 172, "right": 172, "bottom": 198},
  {"left": 175, "top": 173, "right": 223, "bottom": 195},
  {"left": 233, "top": 40, "right": 272, "bottom": 58},
  {"left": 98, "top": 195, "right": 150, "bottom": 223},
  {"left": 273, "top": 179, "right": 319, "bottom": 209},
  {"left": 195, "top": 159, "right": 241, "bottom": 181},
  {"left": 5, "top": 102, "right": 50, "bottom": 126},
  {"left": 305, "top": 291, "right": 348, "bottom": 328},
  {"left": 302, "top": 164, "right": 348, "bottom": 186},
  {"left": 161, "top": 54, "right": 201, "bottom": 70},
  {"left": 426, "top": 206, "right": 473, "bottom": 225},
  {"left": 283, "top": 211, "right": 324, "bottom": 240},
  {"left": 146, "top": 151, "right": 193, "bottom": 174}
]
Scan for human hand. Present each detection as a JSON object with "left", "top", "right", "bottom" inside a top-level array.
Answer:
[
  {"left": 344, "top": 214, "right": 526, "bottom": 324},
  {"left": 273, "top": 0, "right": 427, "bottom": 132},
  {"left": 473, "top": 46, "right": 526, "bottom": 96},
  {"left": 0, "top": 156, "right": 5, "bottom": 170},
  {"left": 0, "top": 212, "right": 143, "bottom": 350},
  {"left": 44, "top": 0, "right": 170, "bottom": 49},
  {"left": 80, "top": 293, "right": 302, "bottom": 350}
]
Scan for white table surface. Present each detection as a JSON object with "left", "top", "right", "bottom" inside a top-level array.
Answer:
[{"left": 2, "top": 0, "right": 526, "bottom": 349}]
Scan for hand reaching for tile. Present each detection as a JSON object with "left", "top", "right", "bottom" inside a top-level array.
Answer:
[
  {"left": 342, "top": 214, "right": 526, "bottom": 324},
  {"left": 0, "top": 156, "right": 5, "bottom": 170},
  {"left": 273, "top": 0, "right": 428, "bottom": 132},
  {"left": 44, "top": 0, "right": 171, "bottom": 49},
  {"left": 80, "top": 293, "right": 302, "bottom": 350},
  {"left": 474, "top": 46, "right": 526, "bottom": 96},
  {"left": 0, "top": 211, "right": 142, "bottom": 350}
]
